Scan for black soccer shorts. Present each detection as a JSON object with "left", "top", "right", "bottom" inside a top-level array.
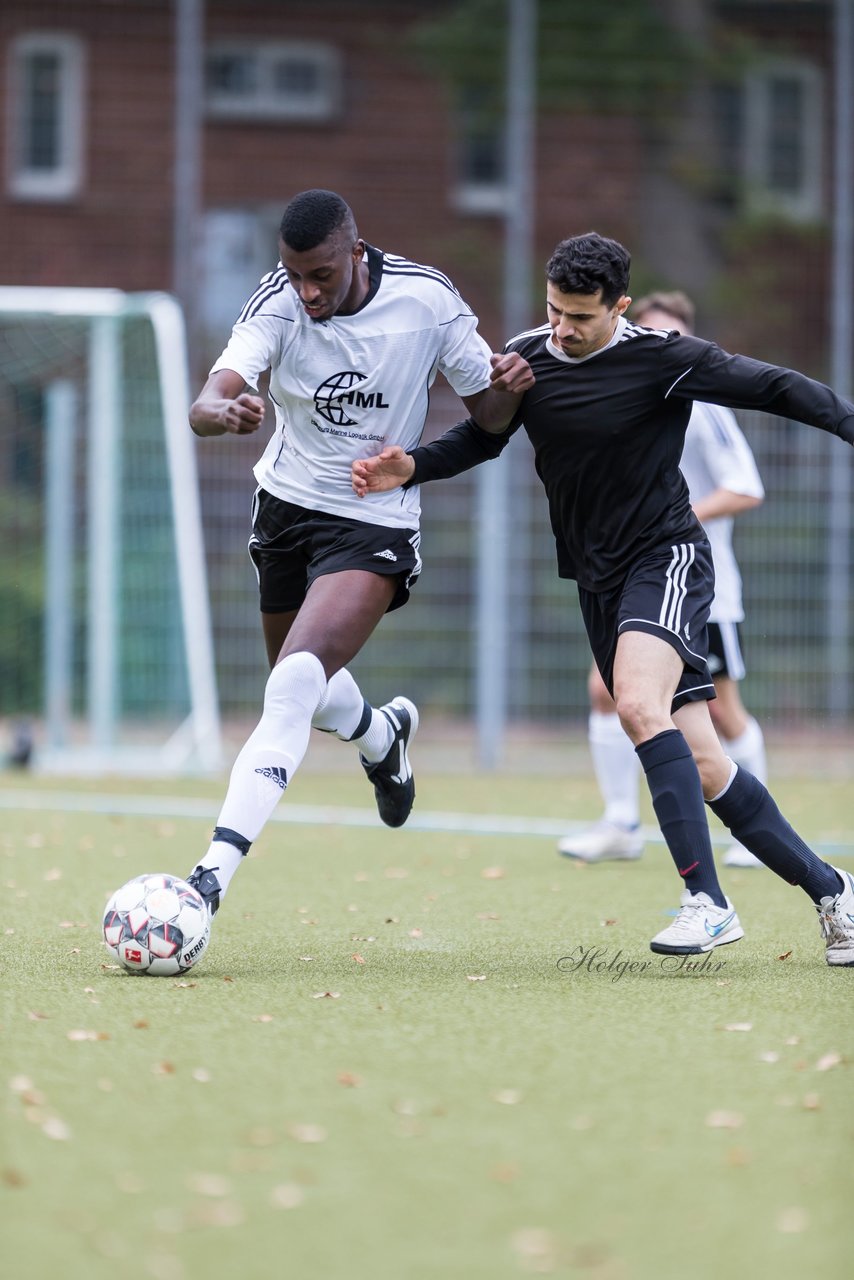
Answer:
[
  {"left": 706, "top": 620, "right": 746, "bottom": 682},
  {"left": 580, "top": 539, "right": 715, "bottom": 712},
  {"left": 247, "top": 488, "right": 422, "bottom": 614}
]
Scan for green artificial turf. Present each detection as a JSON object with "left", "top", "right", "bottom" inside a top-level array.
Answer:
[{"left": 2, "top": 770, "right": 852, "bottom": 1280}]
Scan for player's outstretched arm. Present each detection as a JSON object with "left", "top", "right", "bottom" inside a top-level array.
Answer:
[
  {"left": 189, "top": 369, "right": 266, "bottom": 438},
  {"left": 352, "top": 447, "right": 415, "bottom": 497}
]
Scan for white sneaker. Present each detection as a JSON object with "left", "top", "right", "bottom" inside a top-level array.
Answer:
[
  {"left": 816, "top": 866, "right": 854, "bottom": 967},
  {"left": 557, "top": 820, "right": 643, "bottom": 863},
  {"left": 723, "top": 842, "right": 764, "bottom": 869},
  {"left": 650, "top": 890, "right": 744, "bottom": 955}
]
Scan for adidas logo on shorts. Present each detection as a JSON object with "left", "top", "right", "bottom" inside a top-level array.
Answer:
[{"left": 373, "top": 549, "right": 398, "bottom": 562}]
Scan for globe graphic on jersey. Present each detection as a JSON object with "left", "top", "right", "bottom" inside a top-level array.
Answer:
[{"left": 314, "top": 370, "right": 367, "bottom": 426}]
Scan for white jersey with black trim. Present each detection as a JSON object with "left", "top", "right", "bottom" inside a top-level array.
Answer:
[
  {"left": 211, "top": 243, "right": 492, "bottom": 527},
  {"left": 679, "top": 403, "right": 764, "bottom": 622}
]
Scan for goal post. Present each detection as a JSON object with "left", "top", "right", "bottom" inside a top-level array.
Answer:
[{"left": 0, "top": 286, "right": 222, "bottom": 774}]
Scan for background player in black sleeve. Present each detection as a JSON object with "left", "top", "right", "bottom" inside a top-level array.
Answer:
[{"left": 352, "top": 232, "right": 854, "bottom": 968}]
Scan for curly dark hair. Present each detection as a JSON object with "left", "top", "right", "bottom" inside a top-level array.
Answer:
[
  {"left": 279, "top": 189, "right": 357, "bottom": 252},
  {"left": 546, "top": 233, "right": 631, "bottom": 307}
]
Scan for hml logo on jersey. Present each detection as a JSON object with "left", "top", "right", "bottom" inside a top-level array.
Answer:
[{"left": 314, "top": 371, "right": 389, "bottom": 427}]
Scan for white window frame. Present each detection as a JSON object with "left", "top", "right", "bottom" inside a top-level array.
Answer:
[
  {"left": 452, "top": 93, "right": 508, "bottom": 216},
  {"left": 205, "top": 40, "right": 341, "bottom": 123},
  {"left": 6, "top": 32, "right": 85, "bottom": 201},
  {"left": 742, "top": 57, "right": 823, "bottom": 222}
]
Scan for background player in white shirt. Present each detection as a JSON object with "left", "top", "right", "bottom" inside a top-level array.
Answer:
[
  {"left": 183, "top": 189, "right": 531, "bottom": 917},
  {"left": 558, "top": 291, "right": 768, "bottom": 869}
]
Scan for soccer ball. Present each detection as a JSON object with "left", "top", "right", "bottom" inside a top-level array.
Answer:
[{"left": 102, "top": 873, "right": 211, "bottom": 976}]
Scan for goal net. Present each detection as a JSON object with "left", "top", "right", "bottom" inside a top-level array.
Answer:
[{"left": 0, "top": 287, "right": 222, "bottom": 774}]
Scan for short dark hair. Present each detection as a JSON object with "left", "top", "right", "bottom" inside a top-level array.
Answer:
[
  {"left": 279, "top": 189, "right": 357, "bottom": 252},
  {"left": 632, "top": 289, "right": 695, "bottom": 333},
  {"left": 546, "top": 232, "right": 631, "bottom": 308}
]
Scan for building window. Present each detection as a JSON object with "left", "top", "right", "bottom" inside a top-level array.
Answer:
[
  {"left": 6, "top": 32, "right": 85, "bottom": 201},
  {"left": 206, "top": 42, "right": 341, "bottom": 123},
  {"left": 717, "top": 58, "right": 823, "bottom": 222},
  {"left": 453, "top": 88, "right": 507, "bottom": 215}
]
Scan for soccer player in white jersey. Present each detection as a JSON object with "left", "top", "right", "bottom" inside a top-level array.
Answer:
[
  {"left": 184, "top": 189, "right": 531, "bottom": 917},
  {"left": 558, "top": 290, "right": 769, "bottom": 870},
  {"left": 352, "top": 232, "right": 854, "bottom": 967}
]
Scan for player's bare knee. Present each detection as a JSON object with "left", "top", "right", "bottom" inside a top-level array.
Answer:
[{"left": 613, "top": 693, "right": 663, "bottom": 745}]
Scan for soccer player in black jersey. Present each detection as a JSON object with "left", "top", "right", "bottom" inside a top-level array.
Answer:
[{"left": 352, "top": 231, "right": 854, "bottom": 966}]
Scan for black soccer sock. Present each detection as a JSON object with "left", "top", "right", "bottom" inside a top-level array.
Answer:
[
  {"left": 707, "top": 766, "right": 841, "bottom": 903},
  {"left": 636, "top": 729, "right": 726, "bottom": 907}
]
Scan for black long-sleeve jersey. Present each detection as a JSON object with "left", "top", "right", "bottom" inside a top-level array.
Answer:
[{"left": 407, "top": 322, "right": 854, "bottom": 593}]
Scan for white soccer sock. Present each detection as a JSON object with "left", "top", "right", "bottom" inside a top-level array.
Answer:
[
  {"left": 312, "top": 668, "right": 365, "bottom": 737},
  {"left": 212, "top": 652, "right": 327, "bottom": 873},
  {"left": 720, "top": 715, "right": 767, "bottom": 784},
  {"left": 589, "top": 711, "right": 642, "bottom": 829},
  {"left": 310, "top": 667, "right": 393, "bottom": 762},
  {"left": 195, "top": 840, "right": 245, "bottom": 896}
]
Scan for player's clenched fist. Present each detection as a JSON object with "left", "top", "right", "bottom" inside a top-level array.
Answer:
[
  {"left": 352, "top": 446, "right": 415, "bottom": 498},
  {"left": 489, "top": 351, "right": 536, "bottom": 393},
  {"left": 218, "top": 392, "right": 266, "bottom": 435}
]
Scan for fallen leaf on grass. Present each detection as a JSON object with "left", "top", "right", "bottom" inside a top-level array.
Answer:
[
  {"left": 511, "top": 1227, "right": 557, "bottom": 1273},
  {"left": 270, "top": 1183, "right": 304, "bottom": 1210},
  {"left": 253, "top": 1014, "right": 274, "bottom": 1023},
  {"left": 600, "top": 918, "right": 619, "bottom": 927},
  {"left": 27, "top": 1011, "right": 49, "bottom": 1022},
  {"left": 311, "top": 991, "right": 340, "bottom": 1000},
  {"left": 188, "top": 1199, "right": 245, "bottom": 1228},
  {"left": 777, "top": 951, "right": 792, "bottom": 961},
  {"left": 352, "top": 953, "right": 366, "bottom": 964},
  {"left": 490, "top": 1163, "right": 519, "bottom": 1183},
  {"left": 815, "top": 1051, "right": 842, "bottom": 1072},
  {"left": 41, "top": 1116, "right": 71, "bottom": 1141},
  {"left": 723, "top": 1023, "right": 753, "bottom": 1033},
  {"left": 288, "top": 1123, "right": 327, "bottom": 1144},
  {"left": 133, "top": 1019, "right": 149, "bottom": 1030},
  {"left": 777, "top": 1207, "right": 809, "bottom": 1234},
  {"left": 337, "top": 1072, "right": 362, "bottom": 1088},
  {"left": 66, "top": 1029, "right": 109, "bottom": 1042},
  {"left": 152, "top": 1061, "right": 176, "bottom": 1076},
  {"left": 706, "top": 1110, "right": 744, "bottom": 1130},
  {"left": 758, "top": 1051, "right": 780, "bottom": 1064},
  {"left": 481, "top": 867, "right": 505, "bottom": 879},
  {"left": 492, "top": 1089, "right": 522, "bottom": 1105},
  {"left": 187, "top": 1172, "right": 231, "bottom": 1197},
  {"left": 246, "top": 1126, "right": 276, "bottom": 1147},
  {"left": 467, "top": 974, "right": 487, "bottom": 982}
]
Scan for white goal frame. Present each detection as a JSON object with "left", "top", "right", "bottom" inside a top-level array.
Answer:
[{"left": 0, "top": 286, "right": 223, "bottom": 773}]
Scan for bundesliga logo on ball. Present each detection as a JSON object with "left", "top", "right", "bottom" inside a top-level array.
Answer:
[{"left": 102, "top": 873, "right": 211, "bottom": 976}]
